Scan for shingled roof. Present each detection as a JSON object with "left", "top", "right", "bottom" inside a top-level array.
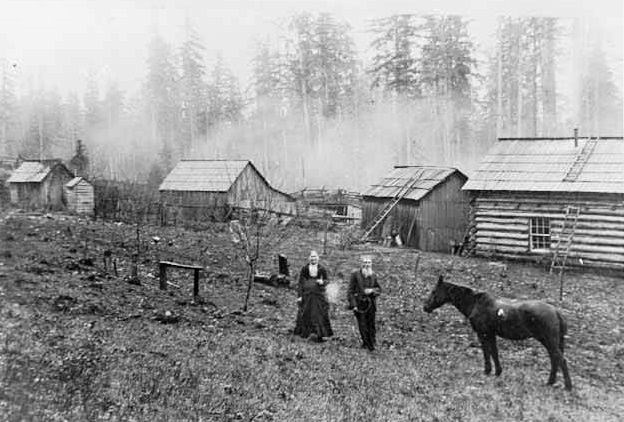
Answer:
[
  {"left": 363, "top": 166, "right": 466, "bottom": 201},
  {"left": 7, "top": 161, "right": 60, "bottom": 183},
  {"left": 462, "top": 137, "right": 624, "bottom": 194},
  {"left": 159, "top": 160, "right": 250, "bottom": 192}
]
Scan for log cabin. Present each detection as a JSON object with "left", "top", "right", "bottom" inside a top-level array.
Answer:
[{"left": 462, "top": 136, "right": 624, "bottom": 270}]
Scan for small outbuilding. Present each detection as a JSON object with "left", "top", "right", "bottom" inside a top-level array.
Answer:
[
  {"left": 361, "top": 166, "right": 469, "bottom": 252},
  {"left": 159, "top": 159, "right": 297, "bottom": 220},
  {"left": 65, "top": 177, "right": 94, "bottom": 215},
  {"left": 291, "top": 187, "right": 362, "bottom": 224},
  {"left": 7, "top": 160, "right": 74, "bottom": 210},
  {"left": 462, "top": 136, "right": 624, "bottom": 270}
]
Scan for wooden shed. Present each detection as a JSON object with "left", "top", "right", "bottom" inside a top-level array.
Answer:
[
  {"left": 7, "top": 160, "right": 74, "bottom": 210},
  {"left": 291, "top": 187, "right": 362, "bottom": 224},
  {"left": 159, "top": 159, "right": 297, "bottom": 220},
  {"left": 65, "top": 177, "right": 94, "bottom": 215},
  {"left": 462, "top": 136, "right": 624, "bottom": 270},
  {"left": 361, "top": 166, "right": 469, "bottom": 252}
]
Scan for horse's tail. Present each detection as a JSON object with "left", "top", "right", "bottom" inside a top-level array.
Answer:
[{"left": 557, "top": 310, "right": 567, "bottom": 352}]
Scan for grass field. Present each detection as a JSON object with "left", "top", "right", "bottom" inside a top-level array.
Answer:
[{"left": 1, "top": 210, "right": 623, "bottom": 421}]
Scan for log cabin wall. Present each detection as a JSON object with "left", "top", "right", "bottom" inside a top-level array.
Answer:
[{"left": 470, "top": 191, "right": 624, "bottom": 269}]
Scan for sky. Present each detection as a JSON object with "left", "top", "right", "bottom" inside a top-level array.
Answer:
[{"left": 0, "top": 0, "right": 622, "bottom": 98}]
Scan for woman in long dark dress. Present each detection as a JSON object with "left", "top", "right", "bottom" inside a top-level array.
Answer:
[{"left": 294, "top": 250, "right": 333, "bottom": 341}]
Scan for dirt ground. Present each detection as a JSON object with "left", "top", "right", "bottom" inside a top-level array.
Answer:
[{"left": 1, "top": 209, "right": 623, "bottom": 421}]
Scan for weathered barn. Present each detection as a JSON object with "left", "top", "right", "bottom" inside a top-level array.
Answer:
[
  {"left": 159, "top": 160, "right": 297, "bottom": 220},
  {"left": 361, "top": 166, "right": 469, "bottom": 252},
  {"left": 7, "top": 160, "right": 74, "bottom": 210},
  {"left": 462, "top": 136, "right": 624, "bottom": 269},
  {"left": 65, "top": 177, "right": 94, "bottom": 215}
]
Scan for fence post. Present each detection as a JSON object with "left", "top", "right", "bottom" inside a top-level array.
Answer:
[
  {"left": 159, "top": 262, "right": 167, "bottom": 290},
  {"left": 193, "top": 269, "right": 200, "bottom": 297}
]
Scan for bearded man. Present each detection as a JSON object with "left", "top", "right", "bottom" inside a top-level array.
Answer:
[{"left": 347, "top": 255, "right": 382, "bottom": 351}]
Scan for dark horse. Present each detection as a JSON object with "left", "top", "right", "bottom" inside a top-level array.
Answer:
[{"left": 423, "top": 275, "right": 572, "bottom": 390}]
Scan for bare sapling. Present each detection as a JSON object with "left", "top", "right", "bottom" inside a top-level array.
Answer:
[
  {"left": 230, "top": 197, "right": 288, "bottom": 312},
  {"left": 230, "top": 209, "right": 263, "bottom": 312},
  {"left": 127, "top": 183, "right": 155, "bottom": 285}
]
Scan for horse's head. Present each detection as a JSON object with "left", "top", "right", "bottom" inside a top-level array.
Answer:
[{"left": 423, "top": 275, "right": 449, "bottom": 313}]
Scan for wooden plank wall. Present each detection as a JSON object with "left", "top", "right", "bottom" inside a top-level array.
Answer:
[
  {"left": 67, "top": 181, "right": 94, "bottom": 214},
  {"left": 415, "top": 174, "right": 469, "bottom": 252},
  {"left": 229, "top": 165, "right": 296, "bottom": 215},
  {"left": 160, "top": 191, "right": 229, "bottom": 220},
  {"left": 361, "top": 198, "right": 419, "bottom": 246},
  {"left": 361, "top": 173, "right": 469, "bottom": 252},
  {"left": 471, "top": 191, "right": 624, "bottom": 269}
]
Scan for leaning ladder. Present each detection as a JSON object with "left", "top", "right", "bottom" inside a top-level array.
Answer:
[
  {"left": 563, "top": 136, "right": 599, "bottom": 182},
  {"left": 549, "top": 205, "right": 581, "bottom": 275},
  {"left": 360, "top": 178, "right": 419, "bottom": 241}
]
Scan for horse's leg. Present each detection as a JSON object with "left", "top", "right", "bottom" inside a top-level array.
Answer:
[
  {"left": 556, "top": 313, "right": 572, "bottom": 390},
  {"left": 490, "top": 337, "right": 502, "bottom": 376},
  {"left": 552, "top": 335, "right": 572, "bottom": 390},
  {"left": 546, "top": 347, "right": 558, "bottom": 385},
  {"left": 537, "top": 336, "right": 560, "bottom": 386},
  {"left": 477, "top": 333, "right": 492, "bottom": 375},
  {"left": 558, "top": 352, "right": 572, "bottom": 390}
]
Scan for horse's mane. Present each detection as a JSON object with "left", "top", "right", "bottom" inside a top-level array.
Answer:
[
  {"left": 443, "top": 280, "right": 477, "bottom": 295},
  {"left": 444, "top": 280, "right": 494, "bottom": 299},
  {"left": 443, "top": 280, "right": 496, "bottom": 314}
]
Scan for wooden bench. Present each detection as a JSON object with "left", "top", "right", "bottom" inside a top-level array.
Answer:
[{"left": 159, "top": 261, "right": 203, "bottom": 297}]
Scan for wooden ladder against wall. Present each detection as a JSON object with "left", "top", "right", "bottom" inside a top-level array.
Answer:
[
  {"left": 563, "top": 137, "right": 599, "bottom": 182},
  {"left": 360, "top": 178, "right": 419, "bottom": 242},
  {"left": 549, "top": 206, "right": 581, "bottom": 275}
]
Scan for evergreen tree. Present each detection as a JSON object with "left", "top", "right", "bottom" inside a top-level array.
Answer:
[
  {"left": 312, "top": 13, "right": 357, "bottom": 117},
  {"left": 206, "top": 53, "right": 243, "bottom": 126},
  {"left": 485, "top": 17, "right": 561, "bottom": 138},
  {"left": 579, "top": 45, "right": 623, "bottom": 134},
  {"left": 103, "top": 82, "right": 124, "bottom": 129},
  {"left": 145, "top": 33, "right": 180, "bottom": 166},
  {"left": 83, "top": 71, "right": 102, "bottom": 130},
  {"left": 179, "top": 20, "right": 207, "bottom": 151},
  {"left": 418, "top": 15, "right": 475, "bottom": 101},
  {"left": 252, "top": 39, "right": 284, "bottom": 100},
  {"left": 0, "top": 58, "right": 19, "bottom": 156},
  {"left": 61, "top": 92, "right": 83, "bottom": 147},
  {"left": 369, "top": 14, "right": 420, "bottom": 97}
]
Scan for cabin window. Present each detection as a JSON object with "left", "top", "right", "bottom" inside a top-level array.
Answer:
[{"left": 529, "top": 217, "right": 551, "bottom": 251}]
